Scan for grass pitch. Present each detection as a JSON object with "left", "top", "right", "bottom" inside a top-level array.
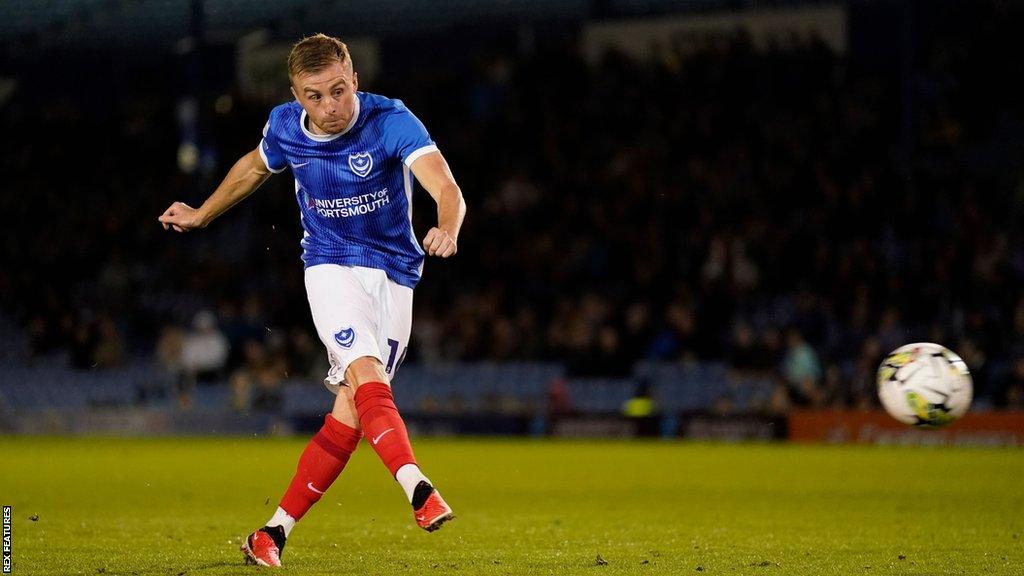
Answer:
[{"left": 0, "top": 437, "right": 1021, "bottom": 575}]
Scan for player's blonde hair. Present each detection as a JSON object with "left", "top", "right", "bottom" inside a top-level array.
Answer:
[{"left": 288, "top": 33, "right": 352, "bottom": 79}]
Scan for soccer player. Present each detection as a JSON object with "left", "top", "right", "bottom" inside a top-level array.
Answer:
[{"left": 158, "top": 33, "right": 466, "bottom": 567}]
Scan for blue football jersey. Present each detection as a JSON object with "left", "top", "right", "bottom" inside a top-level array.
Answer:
[{"left": 259, "top": 92, "right": 438, "bottom": 288}]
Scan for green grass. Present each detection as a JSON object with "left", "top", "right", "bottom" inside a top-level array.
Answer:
[{"left": 0, "top": 437, "right": 1021, "bottom": 575}]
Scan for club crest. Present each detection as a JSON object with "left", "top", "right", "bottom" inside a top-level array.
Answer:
[
  {"left": 348, "top": 152, "right": 373, "bottom": 178},
  {"left": 334, "top": 326, "right": 356, "bottom": 349}
]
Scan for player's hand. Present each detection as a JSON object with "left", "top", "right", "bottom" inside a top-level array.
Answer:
[
  {"left": 422, "top": 227, "right": 457, "bottom": 258},
  {"left": 158, "top": 202, "right": 205, "bottom": 233}
]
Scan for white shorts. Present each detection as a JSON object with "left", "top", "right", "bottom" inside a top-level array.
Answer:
[{"left": 305, "top": 264, "right": 413, "bottom": 394}]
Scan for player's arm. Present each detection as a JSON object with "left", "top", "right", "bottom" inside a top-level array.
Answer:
[
  {"left": 158, "top": 147, "right": 273, "bottom": 232},
  {"left": 410, "top": 151, "right": 466, "bottom": 258}
]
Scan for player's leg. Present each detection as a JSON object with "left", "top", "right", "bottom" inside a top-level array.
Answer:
[
  {"left": 347, "top": 275, "right": 454, "bottom": 531},
  {"left": 347, "top": 357, "right": 414, "bottom": 476},
  {"left": 243, "top": 386, "right": 362, "bottom": 567},
  {"left": 273, "top": 386, "right": 361, "bottom": 528},
  {"left": 242, "top": 265, "right": 371, "bottom": 566},
  {"left": 347, "top": 357, "right": 454, "bottom": 531}
]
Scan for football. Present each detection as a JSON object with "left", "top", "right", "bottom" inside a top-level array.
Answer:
[{"left": 876, "top": 342, "right": 973, "bottom": 427}]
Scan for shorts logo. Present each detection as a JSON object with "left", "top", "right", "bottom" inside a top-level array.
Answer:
[
  {"left": 334, "top": 326, "right": 356, "bottom": 349},
  {"left": 348, "top": 152, "right": 373, "bottom": 178}
]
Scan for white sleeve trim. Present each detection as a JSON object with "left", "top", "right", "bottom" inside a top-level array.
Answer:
[
  {"left": 259, "top": 138, "right": 286, "bottom": 173},
  {"left": 404, "top": 144, "right": 439, "bottom": 167}
]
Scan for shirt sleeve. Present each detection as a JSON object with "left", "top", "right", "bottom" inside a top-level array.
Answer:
[
  {"left": 383, "top": 102, "right": 438, "bottom": 167},
  {"left": 258, "top": 118, "right": 287, "bottom": 174}
]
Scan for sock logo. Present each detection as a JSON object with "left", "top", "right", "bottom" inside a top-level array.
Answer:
[
  {"left": 306, "top": 482, "right": 325, "bottom": 495},
  {"left": 372, "top": 428, "right": 395, "bottom": 445},
  {"left": 334, "top": 326, "right": 356, "bottom": 349}
]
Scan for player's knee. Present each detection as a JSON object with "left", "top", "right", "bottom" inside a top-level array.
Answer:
[
  {"left": 346, "top": 356, "right": 388, "bottom": 389},
  {"left": 330, "top": 388, "right": 360, "bottom": 429}
]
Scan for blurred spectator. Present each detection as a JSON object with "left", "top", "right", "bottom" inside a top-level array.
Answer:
[
  {"left": 92, "top": 316, "right": 125, "bottom": 368},
  {"left": 181, "top": 310, "right": 229, "bottom": 383},
  {"left": 850, "top": 338, "right": 884, "bottom": 409},
  {"left": 156, "top": 327, "right": 186, "bottom": 381},
  {"left": 1005, "top": 359, "right": 1024, "bottom": 410},
  {"left": 230, "top": 340, "right": 286, "bottom": 414},
  {"left": 782, "top": 328, "right": 823, "bottom": 406},
  {"left": 646, "top": 300, "right": 699, "bottom": 362},
  {"left": 727, "top": 321, "right": 764, "bottom": 375},
  {"left": 622, "top": 379, "right": 656, "bottom": 418},
  {"left": 69, "top": 315, "right": 97, "bottom": 369},
  {"left": 251, "top": 364, "right": 285, "bottom": 414},
  {"left": 546, "top": 377, "right": 571, "bottom": 418}
]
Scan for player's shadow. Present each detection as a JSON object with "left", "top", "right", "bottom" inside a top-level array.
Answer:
[
  {"left": 129, "top": 560, "right": 242, "bottom": 575},
  {"left": 191, "top": 560, "right": 242, "bottom": 570},
  {"left": 48, "top": 562, "right": 240, "bottom": 576}
]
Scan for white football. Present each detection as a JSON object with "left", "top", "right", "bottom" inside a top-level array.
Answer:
[{"left": 876, "top": 342, "right": 973, "bottom": 427}]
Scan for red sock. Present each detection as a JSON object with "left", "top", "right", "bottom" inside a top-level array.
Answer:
[
  {"left": 354, "top": 382, "right": 417, "bottom": 476},
  {"left": 279, "top": 414, "right": 361, "bottom": 520}
]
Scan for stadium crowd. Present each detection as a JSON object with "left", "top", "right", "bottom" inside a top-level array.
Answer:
[{"left": 3, "top": 17, "right": 1023, "bottom": 412}]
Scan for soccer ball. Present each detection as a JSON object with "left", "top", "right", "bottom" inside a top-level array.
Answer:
[{"left": 876, "top": 342, "right": 973, "bottom": 427}]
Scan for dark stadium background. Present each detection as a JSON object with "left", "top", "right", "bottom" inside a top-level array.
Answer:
[{"left": 1, "top": 0, "right": 1023, "bottom": 440}]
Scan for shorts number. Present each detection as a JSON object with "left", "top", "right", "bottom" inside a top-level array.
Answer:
[{"left": 384, "top": 338, "right": 408, "bottom": 375}]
